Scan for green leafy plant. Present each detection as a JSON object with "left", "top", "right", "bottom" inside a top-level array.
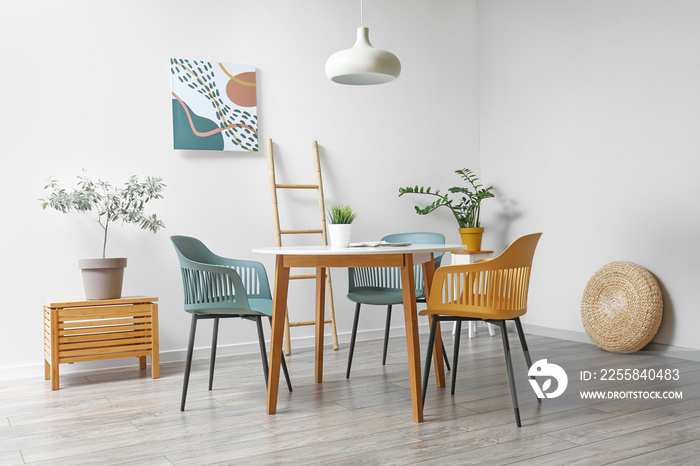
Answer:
[
  {"left": 398, "top": 168, "right": 494, "bottom": 228},
  {"left": 327, "top": 204, "right": 358, "bottom": 224},
  {"left": 41, "top": 173, "right": 166, "bottom": 258}
]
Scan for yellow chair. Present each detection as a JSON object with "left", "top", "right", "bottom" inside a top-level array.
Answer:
[{"left": 420, "top": 233, "right": 542, "bottom": 427}]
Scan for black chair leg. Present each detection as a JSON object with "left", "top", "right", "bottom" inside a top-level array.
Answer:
[
  {"left": 208, "top": 317, "right": 219, "bottom": 391},
  {"left": 514, "top": 317, "right": 540, "bottom": 404},
  {"left": 280, "top": 349, "right": 293, "bottom": 392},
  {"left": 382, "top": 305, "right": 392, "bottom": 365},
  {"left": 255, "top": 316, "right": 269, "bottom": 386},
  {"left": 346, "top": 303, "right": 361, "bottom": 378},
  {"left": 498, "top": 320, "right": 522, "bottom": 427},
  {"left": 442, "top": 340, "right": 451, "bottom": 371},
  {"left": 265, "top": 316, "right": 292, "bottom": 392},
  {"left": 181, "top": 314, "right": 198, "bottom": 411},
  {"left": 422, "top": 317, "right": 439, "bottom": 407},
  {"left": 419, "top": 299, "right": 451, "bottom": 371},
  {"left": 451, "top": 320, "right": 462, "bottom": 395}
]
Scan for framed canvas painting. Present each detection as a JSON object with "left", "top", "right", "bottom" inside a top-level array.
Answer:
[{"left": 170, "top": 58, "right": 258, "bottom": 152}]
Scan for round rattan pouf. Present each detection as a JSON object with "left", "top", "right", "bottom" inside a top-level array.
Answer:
[{"left": 581, "top": 261, "right": 663, "bottom": 353}]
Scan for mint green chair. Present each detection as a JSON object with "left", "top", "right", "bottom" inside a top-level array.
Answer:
[
  {"left": 345, "top": 232, "right": 450, "bottom": 378},
  {"left": 171, "top": 235, "right": 292, "bottom": 411}
]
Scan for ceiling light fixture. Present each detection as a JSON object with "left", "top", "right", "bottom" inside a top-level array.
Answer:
[{"left": 325, "top": 0, "right": 401, "bottom": 85}]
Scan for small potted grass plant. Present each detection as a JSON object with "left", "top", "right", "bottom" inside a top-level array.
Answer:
[
  {"left": 326, "top": 204, "right": 358, "bottom": 248},
  {"left": 41, "top": 173, "right": 165, "bottom": 299}
]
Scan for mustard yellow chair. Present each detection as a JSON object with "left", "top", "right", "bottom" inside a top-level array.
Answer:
[{"left": 420, "top": 233, "right": 542, "bottom": 427}]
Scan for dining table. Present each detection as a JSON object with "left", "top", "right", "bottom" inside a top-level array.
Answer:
[{"left": 252, "top": 243, "right": 466, "bottom": 422}]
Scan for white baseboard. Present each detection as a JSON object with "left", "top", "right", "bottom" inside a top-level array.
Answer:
[
  {"left": 520, "top": 323, "right": 593, "bottom": 344},
  {"left": 1, "top": 324, "right": 429, "bottom": 382},
  {"left": 7, "top": 322, "right": 698, "bottom": 382},
  {"left": 522, "top": 323, "right": 700, "bottom": 361}
]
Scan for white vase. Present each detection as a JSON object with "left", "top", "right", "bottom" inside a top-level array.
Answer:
[{"left": 328, "top": 224, "right": 352, "bottom": 249}]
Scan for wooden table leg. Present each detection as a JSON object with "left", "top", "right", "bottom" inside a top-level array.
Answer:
[
  {"left": 267, "top": 255, "right": 290, "bottom": 415},
  {"left": 400, "top": 254, "right": 424, "bottom": 422},
  {"left": 315, "top": 267, "right": 326, "bottom": 383},
  {"left": 422, "top": 257, "right": 445, "bottom": 388}
]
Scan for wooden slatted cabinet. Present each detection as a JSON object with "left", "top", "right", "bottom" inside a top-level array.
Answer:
[{"left": 44, "top": 296, "right": 159, "bottom": 390}]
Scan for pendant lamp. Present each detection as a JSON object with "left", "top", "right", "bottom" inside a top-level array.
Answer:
[{"left": 325, "top": 0, "right": 401, "bottom": 85}]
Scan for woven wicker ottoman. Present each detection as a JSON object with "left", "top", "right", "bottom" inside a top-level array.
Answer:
[{"left": 581, "top": 261, "right": 663, "bottom": 352}]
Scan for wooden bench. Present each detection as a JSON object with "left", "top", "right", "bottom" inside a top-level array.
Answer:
[{"left": 44, "top": 296, "right": 159, "bottom": 389}]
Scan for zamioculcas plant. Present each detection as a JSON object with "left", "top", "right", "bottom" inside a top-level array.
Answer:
[{"left": 398, "top": 168, "right": 494, "bottom": 228}]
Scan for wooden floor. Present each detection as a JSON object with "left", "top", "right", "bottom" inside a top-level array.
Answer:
[{"left": 2, "top": 328, "right": 700, "bottom": 465}]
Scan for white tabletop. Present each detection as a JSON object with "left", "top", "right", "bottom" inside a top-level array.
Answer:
[{"left": 252, "top": 244, "right": 466, "bottom": 255}]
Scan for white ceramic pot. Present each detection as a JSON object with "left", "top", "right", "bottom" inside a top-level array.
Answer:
[{"left": 328, "top": 224, "right": 352, "bottom": 249}]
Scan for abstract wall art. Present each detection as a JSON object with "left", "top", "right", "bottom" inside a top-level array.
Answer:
[{"left": 170, "top": 58, "right": 258, "bottom": 152}]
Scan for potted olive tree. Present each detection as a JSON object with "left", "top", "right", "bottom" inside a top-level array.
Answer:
[
  {"left": 398, "top": 168, "right": 494, "bottom": 250},
  {"left": 41, "top": 173, "right": 166, "bottom": 299},
  {"left": 326, "top": 204, "right": 358, "bottom": 249}
]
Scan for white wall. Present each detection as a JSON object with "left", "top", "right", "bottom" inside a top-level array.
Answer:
[
  {"left": 478, "top": 0, "right": 700, "bottom": 349},
  {"left": 0, "top": 0, "right": 479, "bottom": 378},
  {"left": 7, "top": 0, "right": 695, "bottom": 381}
]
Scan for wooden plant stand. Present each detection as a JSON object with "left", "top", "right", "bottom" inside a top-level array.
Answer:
[{"left": 44, "top": 296, "right": 159, "bottom": 390}]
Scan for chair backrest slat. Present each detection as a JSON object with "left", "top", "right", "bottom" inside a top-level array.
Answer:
[
  {"left": 348, "top": 232, "right": 445, "bottom": 294},
  {"left": 440, "top": 266, "right": 534, "bottom": 313}
]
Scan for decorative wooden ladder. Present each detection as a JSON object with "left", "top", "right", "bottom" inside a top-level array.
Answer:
[{"left": 266, "top": 138, "right": 339, "bottom": 356}]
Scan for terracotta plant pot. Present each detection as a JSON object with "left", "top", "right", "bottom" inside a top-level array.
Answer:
[
  {"left": 458, "top": 227, "right": 484, "bottom": 251},
  {"left": 78, "top": 258, "right": 127, "bottom": 300}
]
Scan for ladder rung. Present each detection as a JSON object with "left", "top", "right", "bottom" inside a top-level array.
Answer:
[
  {"left": 289, "top": 319, "right": 332, "bottom": 328},
  {"left": 290, "top": 274, "right": 316, "bottom": 280},
  {"left": 276, "top": 184, "right": 318, "bottom": 189},
  {"left": 280, "top": 229, "right": 323, "bottom": 235}
]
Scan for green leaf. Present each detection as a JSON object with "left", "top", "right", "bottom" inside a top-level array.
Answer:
[{"left": 327, "top": 203, "right": 358, "bottom": 224}]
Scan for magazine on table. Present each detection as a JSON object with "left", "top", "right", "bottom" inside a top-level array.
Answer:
[{"left": 349, "top": 241, "right": 412, "bottom": 247}]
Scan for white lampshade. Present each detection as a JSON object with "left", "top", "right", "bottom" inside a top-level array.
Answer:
[{"left": 325, "top": 27, "right": 401, "bottom": 85}]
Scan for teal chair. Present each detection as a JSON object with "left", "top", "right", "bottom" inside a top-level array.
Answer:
[
  {"left": 345, "top": 232, "right": 450, "bottom": 378},
  {"left": 171, "top": 235, "right": 292, "bottom": 411}
]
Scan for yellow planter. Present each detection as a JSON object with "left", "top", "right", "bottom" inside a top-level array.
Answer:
[{"left": 459, "top": 227, "right": 484, "bottom": 251}]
